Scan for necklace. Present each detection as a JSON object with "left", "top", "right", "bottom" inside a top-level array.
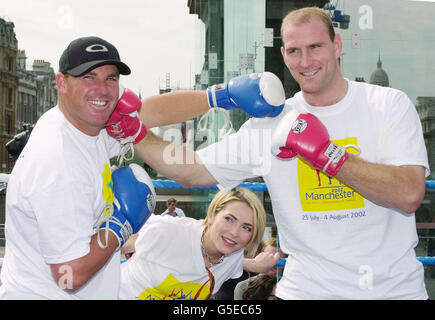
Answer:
[{"left": 201, "top": 230, "right": 224, "bottom": 267}]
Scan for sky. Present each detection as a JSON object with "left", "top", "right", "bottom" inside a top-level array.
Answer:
[{"left": 0, "top": 0, "right": 204, "bottom": 97}]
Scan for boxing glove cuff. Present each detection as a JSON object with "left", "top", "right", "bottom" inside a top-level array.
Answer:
[
  {"left": 206, "top": 83, "right": 235, "bottom": 109},
  {"left": 106, "top": 215, "right": 133, "bottom": 250},
  {"left": 96, "top": 201, "right": 133, "bottom": 251},
  {"left": 320, "top": 142, "right": 349, "bottom": 176}
]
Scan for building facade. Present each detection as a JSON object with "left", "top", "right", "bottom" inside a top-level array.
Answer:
[
  {"left": 32, "top": 59, "right": 57, "bottom": 119},
  {"left": 17, "top": 50, "right": 38, "bottom": 127},
  {"left": 369, "top": 54, "right": 389, "bottom": 87},
  {"left": 0, "top": 17, "right": 18, "bottom": 172},
  {"left": 0, "top": 18, "right": 57, "bottom": 173}
]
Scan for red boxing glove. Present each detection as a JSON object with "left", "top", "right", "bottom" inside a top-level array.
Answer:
[
  {"left": 106, "top": 85, "right": 147, "bottom": 145},
  {"left": 271, "top": 110, "right": 350, "bottom": 176}
]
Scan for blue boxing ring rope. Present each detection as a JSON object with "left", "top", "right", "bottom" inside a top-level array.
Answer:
[
  {"left": 152, "top": 179, "right": 435, "bottom": 193},
  {"left": 151, "top": 179, "right": 435, "bottom": 266},
  {"left": 152, "top": 179, "right": 268, "bottom": 191}
]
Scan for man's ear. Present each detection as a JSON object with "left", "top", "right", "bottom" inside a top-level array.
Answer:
[
  {"left": 333, "top": 33, "right": 343, "bottom": 59},
  {"left": 56, "top": 73, "right": 68, "bottom": 94}
]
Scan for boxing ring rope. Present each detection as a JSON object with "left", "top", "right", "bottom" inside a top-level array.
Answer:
[
  {"left": 151, "top": 179, "right": 433, "bottom": 191},
  {"left": 151, "top": 179, "right": 435, "bottom": 266},
  {"left": 275, "top": 257, "right": 435, "bottom": 266},
  {"left": 151, "top": 179, "right": 268, "bottom": 191},
  {"left": 3, "top": 181, "right": 435, "bottom": 269}
]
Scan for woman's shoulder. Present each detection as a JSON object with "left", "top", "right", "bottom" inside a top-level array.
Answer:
[{"left": 139, "top": 214, "right": 203, "bottom": 237}]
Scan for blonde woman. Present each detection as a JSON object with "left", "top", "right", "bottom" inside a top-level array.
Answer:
[{"left": 119, "top": 188, "right": 279, "bottom": 300}]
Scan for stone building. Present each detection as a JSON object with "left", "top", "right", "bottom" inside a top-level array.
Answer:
[
  {"left": 32, "top": 59, "right": 57, "bottom": 119},
  {"left": 416, "top": 97, "right": 435, "bottom": 180},
  {"left": 17, "top": 50, "right": 37, "bottom": 127},
  {"left": 0, "top": 17, "right": 57, "bottom": 173},
  {"left": 0, "top": 17, "right": 18, "bottom": 172}
]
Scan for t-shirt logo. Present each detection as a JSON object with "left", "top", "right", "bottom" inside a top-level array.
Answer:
[
  {"left": 86, "top": 44, "right": 109, "bottom": 52},
  {"left": 138, "top": 274, "right": 211, "bottom": 300},
  {"left": 93, "top": 163, "right": 115, "bottom": 231},
  {"left": 291, "top": 119, "right": 307, "bottom": 134},
  {"left": 298, "top": 137, "right": 364, "bottom": 211},
  {"left": 101, "top": 163, "right": 114, "bottom": 217}
]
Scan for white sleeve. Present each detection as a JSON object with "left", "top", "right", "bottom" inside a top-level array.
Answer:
[
  {"left": 29, "top": 165, "right": 95, "bottom": 264},
  {"left": 378, "top": 90, "right": 430, "bottom": 177},
  {"left": 197, "top": 119, "right": 273, "bottom": 191}
]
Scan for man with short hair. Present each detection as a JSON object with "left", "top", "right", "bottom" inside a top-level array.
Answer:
[
  {"left": 112, "top": 7, "right": 429, "bottom": 299},
  {"left": 161, "top": 198, "right": 186, "bottom": 218}
]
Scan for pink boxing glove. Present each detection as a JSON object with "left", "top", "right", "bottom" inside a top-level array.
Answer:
[
  {"left": 271, "top": 110, "right": 350, "bottom": 176},
  {"left": 106, "top": 85, "right": 147, "bottom": 145}
]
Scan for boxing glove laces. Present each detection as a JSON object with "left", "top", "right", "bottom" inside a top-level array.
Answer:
[{"left": 106, "top": 84, "right": 147, "bottom": 165}]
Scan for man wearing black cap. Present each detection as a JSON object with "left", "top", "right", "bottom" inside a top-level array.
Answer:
[
  {"left": 0, "top": 34, "right": 286, "bottom": 299},
  {"left": 0, "top": 36, "right": 214, "bottom": 299},
  {"left": 59, "top": 36, "right": 132, "bottom": 77}
]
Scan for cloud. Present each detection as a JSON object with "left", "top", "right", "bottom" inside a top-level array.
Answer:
[{"left": 1, "top": 0, "right": 203, "bottom": 97}]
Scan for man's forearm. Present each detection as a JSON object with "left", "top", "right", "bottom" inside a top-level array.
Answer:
[
  {"left": 336, "top": 155, "right": 426, "bottom": 213},
  {"left": 134, "top": 131, "right": 217, "bottom": 187},
  {"left": 140, "top": 91, "right": 209, "bottom": 129},
  {"left": 50, "top": 231, "right": 118, "bottom": 293}
]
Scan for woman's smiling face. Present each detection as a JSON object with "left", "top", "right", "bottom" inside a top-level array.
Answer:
[{"left": 206, "top": 200, "right": 254, "bottom": 258}]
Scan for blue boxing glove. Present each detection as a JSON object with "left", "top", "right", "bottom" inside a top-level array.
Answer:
[
  {"left": 206, "top": 72, "right": 285, "bottom": 118},
  {"left": 97, "top": 163, "right": 156, "bottom": 250}
]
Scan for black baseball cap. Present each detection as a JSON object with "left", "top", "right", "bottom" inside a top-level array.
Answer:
[{"left": 59, "top": 36, "right": 131, "bottom": 76}]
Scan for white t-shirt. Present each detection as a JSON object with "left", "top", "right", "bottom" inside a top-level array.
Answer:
[
  {"left": 161, "top": 207, "right": 186, "bottom": 217},
  {"left": 119, "top": 214, "right": 244, "bottom": 300},
  {"left": 197, "top": 80, "right": 430, "bottom": 299},
  {"left": 0, "top": 106, "right": 121, "bottom": 299}
]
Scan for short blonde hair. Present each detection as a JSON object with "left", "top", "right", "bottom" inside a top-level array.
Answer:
[
  {"left": 202, "top": 188, "right": 266, "bottom": 258},
  {"left": 280, "top": 6, "right": 335, "bottom": 42}
]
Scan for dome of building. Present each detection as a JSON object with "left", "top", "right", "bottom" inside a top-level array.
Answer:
[{"left": 369, "top": 54, "right": 389, "bottom": 87}]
